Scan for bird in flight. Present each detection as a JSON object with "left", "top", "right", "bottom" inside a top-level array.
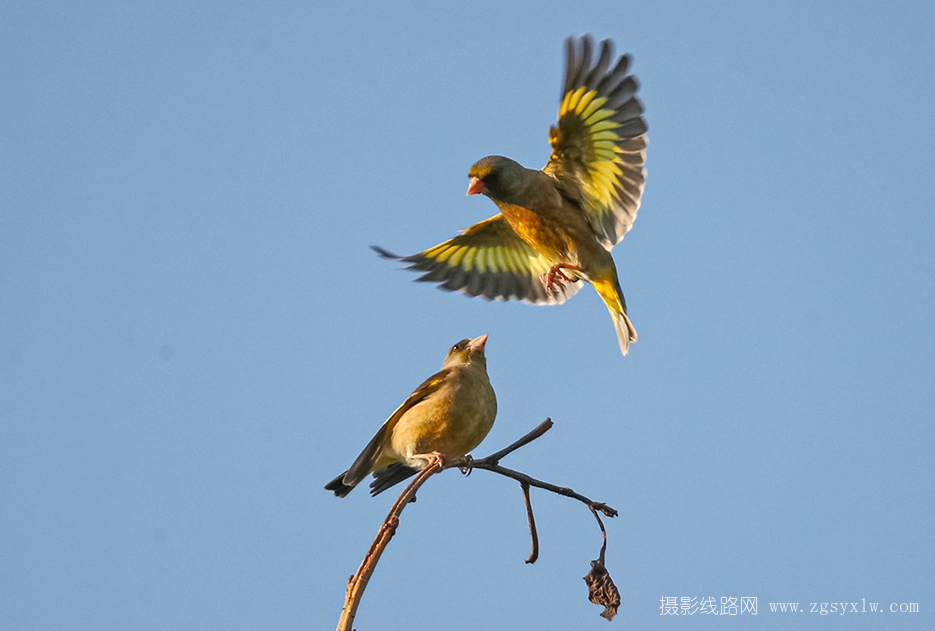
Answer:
[{"left": 375, "top": 36, "right": 648, "bottom": 356}]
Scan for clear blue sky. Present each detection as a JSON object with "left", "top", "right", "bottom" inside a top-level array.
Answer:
[{"left": 2, "top": 2, "right": 933, "bottom": 629}]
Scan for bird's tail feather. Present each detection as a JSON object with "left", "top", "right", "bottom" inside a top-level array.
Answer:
[
  {"left": 592, "top": 277, "right": 637, "bottom": 356},
  {"left": 369, "top": 462, "right": 419, "bottom": 496},
  {"left": 608, "top": 306, "right": 637, "bottom": 356},
  {"left": 325, "top": 422, "right": 394, "bottom": 498},
  {"left": 324, "top": 470, "right": 355, "bottom": 498}
]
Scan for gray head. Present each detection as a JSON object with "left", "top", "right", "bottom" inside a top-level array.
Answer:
[{"left": 466, "top": 155, "right": 530, "bottom": 202}]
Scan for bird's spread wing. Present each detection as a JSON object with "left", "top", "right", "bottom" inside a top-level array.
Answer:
[
  {"left": 343, "top": 370, "right": 450, "bottom": 486},
  {"left": 373, "top": 215, "right": 582, "bottom": 305},
  {"left": 543, "top": 35, "right": 648, "bottom": 250}
]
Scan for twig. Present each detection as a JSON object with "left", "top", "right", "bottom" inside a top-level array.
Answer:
[
  {"left": 590, "top": 505, "right": 608, "bottom": 565},
  {"left": 464, "top": 460, "right": 617, "bottom": 519},
  {"left": 454, "top": 418, "right": 616, "bottom": 566},
  {"left": 456, "top": 418, "right": 615, "bottom": 519},
  {"left": 476, "top": 418, "right": 553, "bottom": 464},
  {"left": 335, "top": 454, "right": 444, "bottom": 631},
  {"left": 520, "top": 481, "right": 538, "bottom": 564}
]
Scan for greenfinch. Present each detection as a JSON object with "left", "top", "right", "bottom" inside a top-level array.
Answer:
[
  {"left": 325, "top": 334, "right": 496, "bottom": 497},
  {"left": 374, "top": 36, "right": 647, "bottom": 356}
]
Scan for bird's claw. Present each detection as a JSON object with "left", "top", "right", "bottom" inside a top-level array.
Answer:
[
  {"left": 459, "top": 455, "right": 475, "bottom": 476},
  {"left": 541, "top": 264, "right": 580, "bottom": 294},
  {"left": 416, "top": 451, "right": 446, "bottom": 471}
]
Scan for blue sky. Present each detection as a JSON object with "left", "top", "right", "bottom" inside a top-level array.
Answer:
[{"left": 2, "top": 1, "right": 933, "bottom": 629}]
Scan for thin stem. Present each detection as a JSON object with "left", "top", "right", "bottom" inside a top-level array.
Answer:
[
  {"left": 335, "top": 455, "right": 444, "bottom": 631},
  {"left": 464, "top": 460, "right": 617, "bottom": 518},
  {"left": 589, "top": 505, "right": 608, "bottom": 565},
  {"left": 475, "top": 418, "right": 553, "bottom": 465},
  {"left": 521, "top": 481, "right": 538, "bottom": 564}
]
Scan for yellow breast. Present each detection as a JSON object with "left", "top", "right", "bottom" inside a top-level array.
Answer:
[{"left": 389, "top": 366, "right": 496, "bottom": 464}]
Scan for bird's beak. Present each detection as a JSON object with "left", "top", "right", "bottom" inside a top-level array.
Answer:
[
  {"left": 466, "top": 177, "right": 485, "bottom": 196},
  {"left": 468, "top": 333, "right": 488, "bottom": 353}
]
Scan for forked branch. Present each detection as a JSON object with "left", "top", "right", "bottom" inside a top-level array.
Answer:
[{"left": 334, "top": 419, "right": 619, "bottom": 631}]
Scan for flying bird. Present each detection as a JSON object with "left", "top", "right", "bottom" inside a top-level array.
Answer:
[
  {"left": 325, "top": 334, "right": 496, "bottom": 497},
  {"left": 374, "top": 36, "right": 648, "bottom": 356}
]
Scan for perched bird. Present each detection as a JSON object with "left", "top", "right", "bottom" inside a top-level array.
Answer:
[
  {"left": 374, "top": 36, "right": 648, "bottom": 356},
  {"left": 325, "top": 334, "right": 497, "bottom": 497}
]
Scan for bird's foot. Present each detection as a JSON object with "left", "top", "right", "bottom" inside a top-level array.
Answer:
[
  {"left": 415, "top": 451, "right": 446, "bottom": 471},
  {"left": 458, "top": 455, "right": 474, "bottom": 476},
  {"left": 541, "top": 264, "right": 581, "bottom": 294}
]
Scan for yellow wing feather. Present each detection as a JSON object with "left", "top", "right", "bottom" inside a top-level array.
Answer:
[
  {"left": 544, "top": 36, "right": 648, "bottom": 250},
  {"left": 372, "top": 216, "right": 582, "bottom": 305}
]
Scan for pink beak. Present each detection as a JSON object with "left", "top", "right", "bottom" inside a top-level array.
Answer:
[
  {"left": 468, "top": 333, "right": 488, "bottom": 353},
  {"left": 466, "top": 177, "right": 486, "bottom": 196}
]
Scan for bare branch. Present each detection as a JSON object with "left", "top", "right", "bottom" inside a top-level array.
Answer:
[
  {"left": 461, "top": 460, "right": 617, "bottom": 519},
  {"left": 520, "top": 481, "right": 538, "bottom": 564},
  {"left": 476, "top": 418, "right": 553, "bottom": 464},
  {"left": 335, "top": 454, "right": 444, "bottom": 631},
  {"left": 590, "top": 505, "right": 608, "bottom": 565},
  {"left": 333, "top": 420, "right": 620, "bottom": 628}
]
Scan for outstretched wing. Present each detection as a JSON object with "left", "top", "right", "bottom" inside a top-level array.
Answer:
[
  {"left": 543, "top": 35, "right": 648, "bottom": 250},
  {"left": 373, "top": 215, "right": 582, "bottom": 305}
]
